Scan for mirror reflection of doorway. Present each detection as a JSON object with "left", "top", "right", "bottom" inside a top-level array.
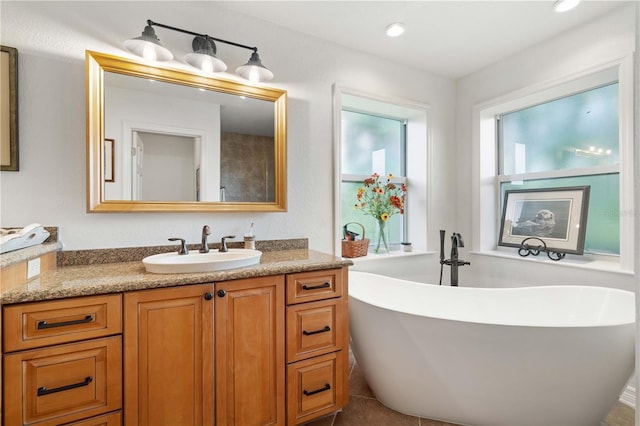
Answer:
[{"left": 132, "top": 131, "right": 199, "bottom": 201}]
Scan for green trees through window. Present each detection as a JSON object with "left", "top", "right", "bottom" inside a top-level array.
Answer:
[
  {"left": 341, "top": 110, "right": 407, "bottom": 248},
  {"left": 498, "top": 83, "right": 620, "bottom": 255}
]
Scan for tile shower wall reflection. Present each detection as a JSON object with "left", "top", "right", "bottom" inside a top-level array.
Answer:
[{"left": 220, "top": 132, "right": 275, "bottom": 202}]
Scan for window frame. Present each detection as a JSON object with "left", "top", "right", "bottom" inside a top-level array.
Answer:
[
  {"left": 333, "top": 86, "right": 431, "bottom": 255},
  {"left": 471, "top": 56, "right": 634, "bottom": 271}
]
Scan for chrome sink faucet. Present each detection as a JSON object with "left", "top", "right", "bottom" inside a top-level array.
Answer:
[
  {"left": 219, "top": 235, "right": 236, "bottom": 252},
  {"left": 200, "top": 225, "right": 211, "bottom": 253}
]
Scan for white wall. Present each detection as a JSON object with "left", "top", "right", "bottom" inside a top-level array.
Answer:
[
  {"left": 0, "top": 1, "right": 456, "bottom": 253},
  {"left": 454, "top": 5, "right": 637, "bottom": 291}
]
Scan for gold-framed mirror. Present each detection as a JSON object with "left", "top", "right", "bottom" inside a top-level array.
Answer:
[{"left": 86, "top": 50, "right": 287, "bottom": 212}]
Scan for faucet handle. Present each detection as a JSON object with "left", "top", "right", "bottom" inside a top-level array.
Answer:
[
  {"left": 168, "top": 237, "right": 189, "bottom": 255},
  {"left": 219, "top": 235, "right": 236, "bottom": 253}
]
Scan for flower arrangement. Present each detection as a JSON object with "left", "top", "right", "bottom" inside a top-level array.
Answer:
[{"left": 354, "top": 173, "right": 407, "bottom": 253}]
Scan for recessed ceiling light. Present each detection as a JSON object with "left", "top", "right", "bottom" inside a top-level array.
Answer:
[
  {"left": 554, "top": 0, "right": 581, "bottom": 13},
  {"left": 385, "top": 22, "right": 405, "bottom": 37}
]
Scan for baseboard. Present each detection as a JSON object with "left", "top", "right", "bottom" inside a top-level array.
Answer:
[{"left": 620, "top": 384, "right": 636, "bottom": 408}]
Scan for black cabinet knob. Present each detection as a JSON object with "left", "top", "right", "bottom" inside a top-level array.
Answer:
[
  {"left": 204, "top": 292, "right": 213, "bottom": 300},
  {"left": 217, "top": 290, "right": 226, "bottom": 298}
]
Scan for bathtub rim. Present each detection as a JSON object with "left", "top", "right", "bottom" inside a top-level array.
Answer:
[{"left": 349, "top": 270, "right": 636, "bottom": 328}]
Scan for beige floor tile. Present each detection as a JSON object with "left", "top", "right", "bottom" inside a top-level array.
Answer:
[
  {"left": 604, "top": 402, "right": 635, "bottom": 426},
  {"left": 334, "top": 395, "right": 420, "bottom": 426},
  {"left": 301, "top": 412, "right": 337, "bottom": 426},
  {"left": 349, "top": 363, "right": 375, "bottom": 398}
]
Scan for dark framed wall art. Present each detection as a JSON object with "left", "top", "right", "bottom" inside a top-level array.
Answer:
[{"left": 498, "top": 186, "right": 590, "bottom": 255}]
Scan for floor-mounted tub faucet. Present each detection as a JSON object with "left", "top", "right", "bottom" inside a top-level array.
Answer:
[{"left": 439, "top": 230, "right": 470, "bottom": 286}]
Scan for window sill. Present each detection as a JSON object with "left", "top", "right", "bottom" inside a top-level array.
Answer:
[
  {"left": 471, "top": 249, "right": 633, "bottom": 276},
  {"left": 345, "top": 249, "right": 433, "bottom": 264}
]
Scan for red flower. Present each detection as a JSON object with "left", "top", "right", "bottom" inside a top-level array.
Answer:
[{"left": 390, "top": 195, "right": 403, "bottom": 209}]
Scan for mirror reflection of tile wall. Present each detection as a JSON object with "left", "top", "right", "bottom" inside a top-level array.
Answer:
[{"left": 220, "top": 132, "right": 275, "bottom": 202}]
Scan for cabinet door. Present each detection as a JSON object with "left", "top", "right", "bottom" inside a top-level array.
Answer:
[
  {"left": 215, "top": 275, "right": 285, "bottom": 426},
  {"left": 124, "top": 284, "right": 214, "bottom": 426}
]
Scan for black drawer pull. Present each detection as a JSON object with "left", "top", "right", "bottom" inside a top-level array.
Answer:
[
  {"left": 303, "top": 383, "right": 331, "bottom": 396},
  {"left": 37, "top": 376, "right": 93, "bottom": 396},
  {"left": 301, "top": 282, "right": 330, "bottom": 291},
  {"left": 37, "top": 314, "right": 94, "bottom": 330},
  {"left": 303, "top": 326, "right": 331, "bottom": 336}
]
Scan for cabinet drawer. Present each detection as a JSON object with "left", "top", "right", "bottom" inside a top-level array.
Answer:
[
  {"left": 3, "top": 294, "right": 122, "bottom": 352},
  {"left": 3, "top": 336, "right": 122, "bottom": 426},
  {"left": 286, "top": 268, "right": 344, "bottom": 305},
  {"left": 64, "top": 411, "right": 122, "bottom": 426},
  {"left": 286, "top": 299, "right": 345, "bottom": 363},
  {"left": 286, "top": 351, "right": 347, "bottom": 425}
]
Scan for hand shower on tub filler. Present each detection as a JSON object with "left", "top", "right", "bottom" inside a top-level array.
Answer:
[{"left": 439, "top": 230, "right": 470, "bottom": 286}]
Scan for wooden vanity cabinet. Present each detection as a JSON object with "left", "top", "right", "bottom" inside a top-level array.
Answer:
[
  {"left": 2, "top": 265, "right": 349, "bottom": 426},
  {"left": 285, "top": 268, "right": 349, "bottom": 425},
  {"left": 214, "top": 275, "right": 285, "bottom": 426},
  {"left": 2, "top": 294, "right": 123, "bottom": 426},
  {"left": 123, "top": 284, "right": 214, "bottom": 426}
]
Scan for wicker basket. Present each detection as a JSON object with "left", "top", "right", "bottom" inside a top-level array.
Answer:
[{"left": 341, "top": 222, "right": 369, "bottom": 258}]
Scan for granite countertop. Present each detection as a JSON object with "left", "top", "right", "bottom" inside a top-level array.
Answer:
[
  {"left": 1, "top": 249, "right": 352, "bottom": 305},
  {"left": 0, "top": 242, "right": 62, "bottom": 268}
]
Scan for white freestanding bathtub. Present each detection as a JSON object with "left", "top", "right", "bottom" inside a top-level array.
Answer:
[{"left": 348, "top": 271, "right": 635, "bottom": 426}]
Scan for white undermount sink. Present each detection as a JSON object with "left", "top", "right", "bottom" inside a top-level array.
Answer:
[{"left": 143, "top": 249, "right": 262, "bottom": 274}]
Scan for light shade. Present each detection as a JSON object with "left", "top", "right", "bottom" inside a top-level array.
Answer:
[
  {"left": 124, "top": 25, "right": 173, "bottom": 61},
  {"left": 236, "top": 51, "right": 274, "bottom": 83},
  {"left": 554, "top": 0, "right": 581, "bottom": 12},
  {"left": 185, "top": 36, "right": 227, "bottom": 73}
]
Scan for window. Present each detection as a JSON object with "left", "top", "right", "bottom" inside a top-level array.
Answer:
[
  {"left": 334, "top": 88, "right": 430, "bottom": 254},
  {"left": 497, "top": 83, "right": 620, "bottom": 254},
  {"left": 341, "top": 109, "right": 407, "bottom": 247},
  {"left": 474, "top": 58, "right": 634, "bottom": 270}
]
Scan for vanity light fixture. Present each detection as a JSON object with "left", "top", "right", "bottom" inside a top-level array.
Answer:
[
  {"left": 385, "top": 22, "right": 405, "bottom": 37},
  {"left": 125, "top": 19, "right": 274, "bottom": 82},
  {"left": 553, "top": 0, "right": 581, "bottom": 13}
]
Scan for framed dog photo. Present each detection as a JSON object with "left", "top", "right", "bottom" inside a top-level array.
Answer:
[{"left": 498, "top": 186, "right": 590, "bottom": 255}]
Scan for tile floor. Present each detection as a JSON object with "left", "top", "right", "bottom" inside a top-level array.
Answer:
[{"left": 303, "top": 351, "right": 635, "bottom": 426}]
